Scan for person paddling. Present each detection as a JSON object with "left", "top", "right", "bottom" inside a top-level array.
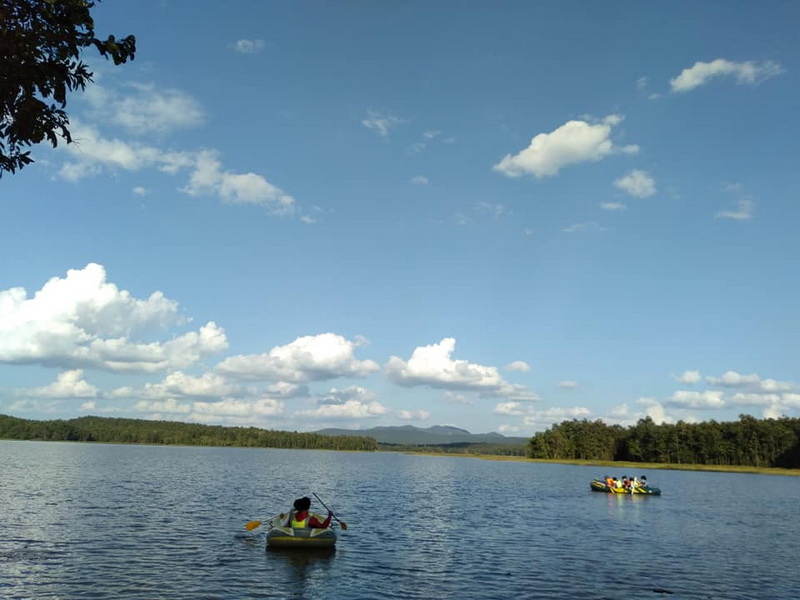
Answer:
[{"left": 286, "top": 496, "right": 332, "bottom": 529}]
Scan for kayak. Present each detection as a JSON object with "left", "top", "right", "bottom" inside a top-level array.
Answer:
[
  {"left": 266, "top": 526, "right": 337, "bottom": 549},
  {"left": 590, "top": 479, "right": 662, "bottom": 495}
]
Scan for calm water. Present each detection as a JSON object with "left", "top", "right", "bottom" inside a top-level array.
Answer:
[{"left": 1, "top": 441, "right": 798, "bottom": 599}]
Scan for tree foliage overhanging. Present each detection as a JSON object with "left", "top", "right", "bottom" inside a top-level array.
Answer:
[
  {"left": 0, "top": 414, "right": 379, "bottom": 451},
  {"left": 0, "top": 0, "right": 136, "bottom": 176},
  {"left": 527, "top": 415, "right": 800, "bottom": 469}
]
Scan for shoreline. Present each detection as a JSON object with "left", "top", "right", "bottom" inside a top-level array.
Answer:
[{"left": 397, "top": 450, "right": 800, "bottom": 476}]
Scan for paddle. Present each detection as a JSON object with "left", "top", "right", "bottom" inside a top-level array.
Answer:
[
  {"left": 245, "top": 520, "right": 263, "bottom": 531},
  {"left": 245, "top": 511, "right": 288, "bottom": 531},
  {"left": 313, "top": 493, "right": 348, "bottom": 530}
]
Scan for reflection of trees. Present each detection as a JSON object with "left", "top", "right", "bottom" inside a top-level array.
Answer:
[{"left": 527, "top": 415, "right": 800, "bottom": 468}]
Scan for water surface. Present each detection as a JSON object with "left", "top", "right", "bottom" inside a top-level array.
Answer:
[{"left": 1, "top": 441, "right": 797, "bottom": 599}]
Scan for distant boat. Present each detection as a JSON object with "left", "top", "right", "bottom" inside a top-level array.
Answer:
[
  {"left": 590, "top": 479, "right": 662, "bottom": 496},
  {"left": 266, "top": 525, "right": 337, "bottom": 549}
]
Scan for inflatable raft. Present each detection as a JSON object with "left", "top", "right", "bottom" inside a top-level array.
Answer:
[
  {"left": 590, "top": 479, "right": 661, "bottom": 495},
  {"left": 266, "top": 526, "right": 337, "bottom": 549}
]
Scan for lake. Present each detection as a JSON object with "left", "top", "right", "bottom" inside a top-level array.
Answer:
[{"left": 1, "top": 440, "right": 798, "bottom": 599}]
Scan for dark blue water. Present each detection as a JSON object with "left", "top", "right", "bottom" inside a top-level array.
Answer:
[{"left": 1, "top": 441, "right": 798, "bottom": 599}]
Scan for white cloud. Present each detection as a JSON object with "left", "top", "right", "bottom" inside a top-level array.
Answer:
[
  {"left": 297, "top": 399, "right": 386, "bottom": 419},
  {"left": 216, "top": 333, "right": 380, "bottom": 382},
  {"left": 27, "top": 370, "right": 99, "bottom": 399},
  {"left": 614, "top": 170, "right": 656, "bottom": 198},
  {"left": 193, "top": 397, "right": 283, "bottom": 417},
  {"left": 234, "top": 39, "right": 265, "bottom": 54},
  {"left": 362, "top": 110, "right": 402, "bottom": 137},
  {"left": 561, "top": 221, "right": 600, "bottom": 233},
  {"left": 83, "top": 82, "right": 204, "bottom": 135},
  {"left": 706, "top": 371, "right": 761, "bottom": 387},
  {"left": 59, "top": 124, "right": 297, "bottom": 218},
  {"left": 0, "top": 263, "right": 228, "bottom": 373},
  {"left": 493, "top": 115, "right": 638, "bottom": 179},
  {"left": 182, "top": 150, "right": 295, "bottom": 215},
  {"left": 505, "top": 360, "right": 531, "bottom": 373},
  {"left": 494, "top": 401, "right": 525, "bottom": 416},
  {"left": 601, "top": 202, "right": 627, "bottom": 211},
  {"left": 411, "top": 176, "right": 429, "bottom": 185},
  {"left": 519, "top": 406, "right": 592, "bottom": 430},
  {"left": 706, "top": 371, "right": 793, "bottom": 393},
  {"left": 442, "top": 391, "right": 472, "bottom": 405},
  {"left": 120, "top": 371, "right": 239, "bottom": 400},
  {"left": 674, "top": 370, "right": 701, "bottom": 384},
  {"left": 715, "top": 197, "right": 755, "bottom": 220},
  {"left": 475, "top": 202, "right": 508, "bottom": 219},
  {"left": 666, "top": 390, "right": 725, "bottom": 409},
  {"left": 637, "top": 398, "right": 673, "bottom": 425},
  {"left": 134, "top": 398, "right": 192, "bottom": 414},
  {"left": 559, "top": 381, "right": 578, "bottom": 389},
  {"left": 133, "top": 186, "right": 148, "bottom": 196},
  {"left": 397, "top": 409, "right": 431, "bottom": 421},
  {"left": 670, "top": 59, "right": 784, "bottom": 93},
  {"left": 385, "top": 338, "right": 511, "bottom": 394}
]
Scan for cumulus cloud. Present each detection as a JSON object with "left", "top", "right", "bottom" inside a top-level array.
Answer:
[
  {"left": 134, "top": 398, "right": 192, "bottom": 415},
  {"left": 193, "top": 397, "right": 283, "bottom": 418},
  {"left": 666, "top": 390, "right": 725, "bottom": 409},
  {"left": 706, "top": 371, "right": 762, "bottom": 388},
  {"left": 493, "top": 115, "right": 638, "bottom": 179},
  {"left": 559, "top": 381, "right": 578, "bottom": 389},
  {"left": 181, "top": 150, "right": 295, "bottom": 215},
  {"left": 0, "top": 264, "right": 227, "bottom": 373},
  {"left": 715, "top": 199, "right": 755, "bottom": 220},
  {"left": 298, "top": 386, "right": 387, "bottom": 419},
  {"left": 442, "top": 391, "right": 472, "bottom": 405},
  {"left": 386, "top": 338, "right": 507, "bottom": 393},
  {"left": 114, "top": 371, "right": 239, "bottom": 401},
  {"left": 83, "top": 82, "right": 204, "bottom": 136},
  {"left": 614, "top": 170, "right": 656, "bottom": 198},
  {"left": 216, "top": 333, "right": 380, "bottom": 382},
  {"left": 233, "top": 39, "right": 265, "bottom": 54},
  {"left": 674, "top": 370, "right": 701, "bottom": 384},
  {"left": 27, "top": 370, "right": 99, "bottom": 399},
  {"left": 505, "top": 360, "right": 531, "bottom": 373},
  {"left": 362, "top": 110, "right": 402, "bottom": 137},
  {"left": 601, "top": 202, "right": 626, "bottom": 211},
  {"left": 706, "top": 371, "right": 793, "bottom": 393},
  {"left": 397, "top": 409, "right": 431, "bottom": 421},
  {"left": 670, "top": 59, "right": 784, "bottom": 93},
  {"left": 58, "top": 123, "right": 297, "bottom": 218},
  {"left": 512, "top": 405, "right": 592, "bottom": 431}
]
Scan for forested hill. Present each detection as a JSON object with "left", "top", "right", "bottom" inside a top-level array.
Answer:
[
  {"left": 316, "top": 424, "right": 529, "bottom": 446},
  {"left": 0, "top": 415, "right": 378, "bottom": 451},
  {"left": 528, "top": 415, "right": 800, "bottom": 469}
]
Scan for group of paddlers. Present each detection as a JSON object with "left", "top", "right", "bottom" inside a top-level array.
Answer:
[{"left": 603, "top": 475, "right": 650, "bottom": 490}]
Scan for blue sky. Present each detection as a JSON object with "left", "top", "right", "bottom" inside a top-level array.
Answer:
[{"left": 2, "top": 1, "right": 798, "bottom": 435}]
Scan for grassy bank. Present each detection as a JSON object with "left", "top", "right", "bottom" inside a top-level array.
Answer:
[{"left": 399, "top": 450, "right": 800, "bottom": 476}]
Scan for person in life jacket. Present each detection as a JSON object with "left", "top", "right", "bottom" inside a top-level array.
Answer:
[{"left": 286, "top": 496, "right": 332, "bottom": 529}]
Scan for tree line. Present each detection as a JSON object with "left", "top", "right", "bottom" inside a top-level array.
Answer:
[
  {"left": 0, "top": 414, "right": 378, "bottom": 452},
  {"left": 527, "top": 415, "right": 800, "bottom": 469}
]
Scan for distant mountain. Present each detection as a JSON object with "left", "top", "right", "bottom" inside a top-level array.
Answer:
[{"left": 315, "top": 424, "right": 529, "bottom": 446}]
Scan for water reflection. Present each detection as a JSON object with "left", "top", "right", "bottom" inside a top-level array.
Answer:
[{"left": 265, "top": 546, "right": 336, "bottom": 598}]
